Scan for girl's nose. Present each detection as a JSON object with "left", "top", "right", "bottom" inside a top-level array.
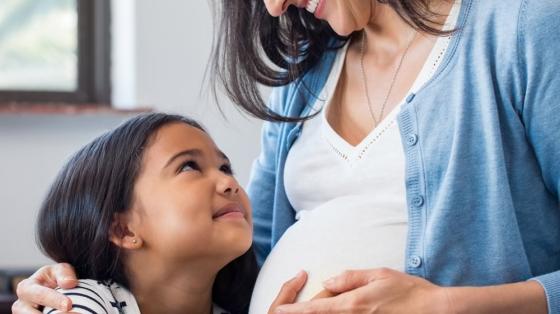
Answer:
[
  {"left": 264, "top": 0, "right": 297, "bottom": 17},
  {"left": 216, "top": 173, "right": 240, "bottom": 197}
]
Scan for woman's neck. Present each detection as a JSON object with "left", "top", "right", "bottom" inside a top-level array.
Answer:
[{"left": 126, "top": 253, "right": 220, "bottom": 314}]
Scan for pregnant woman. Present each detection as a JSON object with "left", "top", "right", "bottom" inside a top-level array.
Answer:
[
  {"left": 13, "top": 0, "right": 560, "bottom": 313},
  {"left": 248, "top": 1, "right": 462, "bottom": 310},
  {"left": 232, "top": 0, "right": 560, "bottom": 312}
]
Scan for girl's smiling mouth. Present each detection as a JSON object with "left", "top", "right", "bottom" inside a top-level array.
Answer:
[{"left": 213, "top": 203, "right": 246, "bottom": 220}]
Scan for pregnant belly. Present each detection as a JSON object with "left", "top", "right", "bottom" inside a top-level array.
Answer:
[{"left": 249, "top": 205, "right": 407, "bottom": 314}]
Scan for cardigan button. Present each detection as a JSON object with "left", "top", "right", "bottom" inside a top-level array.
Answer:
[
  {"left": 409, "top": 256, "right": 423, "bottom": 268},
  {"left": 412, "top": 195, "right": 424, "bottom": 207},
  {"left": 406, "top": 134, "right": 419, "bottom": 146}
]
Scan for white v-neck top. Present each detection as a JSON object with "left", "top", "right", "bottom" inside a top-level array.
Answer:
[{"left": 249, "top": 3, "right": 460, "bottom": 313}]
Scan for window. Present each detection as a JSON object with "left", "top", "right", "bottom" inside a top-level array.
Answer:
[{"left": 0, "top": 0, "right": 110, "bottom": 104}]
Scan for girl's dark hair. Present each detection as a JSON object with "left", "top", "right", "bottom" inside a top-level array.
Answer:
[
  {"left": 211, "top": 0, "right": 453, "bottom": 122},
  {"left": 37, "top": 112, "right": 257, "bottom": 314}
]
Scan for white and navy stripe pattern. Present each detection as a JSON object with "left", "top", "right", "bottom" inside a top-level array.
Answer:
[{"left": 44, "top": 279, "right": 229, "bottom": 314}]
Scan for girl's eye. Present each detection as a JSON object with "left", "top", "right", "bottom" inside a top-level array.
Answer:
[
  {"left": 179, "top": 160, "right": 200, "bottom": 173},
  {"left": 220, "top": 163, "right": 234, "bottom": 175}
]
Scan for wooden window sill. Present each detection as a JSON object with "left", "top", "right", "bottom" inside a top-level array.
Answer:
[{"left": 0, "top": 102, "right": 152, "bottom": 115}]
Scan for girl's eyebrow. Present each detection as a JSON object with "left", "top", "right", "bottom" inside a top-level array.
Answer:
[
  {"left": 217, "top": 150, "right": 231, "bottom": 163},
  {"left": 164, "top": 149, "right": 230, "bottom": 169},
  {"left": 164, "top": 149, "right": 202, "bottom": 169}
]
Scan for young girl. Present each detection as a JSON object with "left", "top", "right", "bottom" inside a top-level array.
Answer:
[
  {"left": 17, "top": 0, "right": 559, "bottom": 312},
  {"left": 35, "top": 113, "right": 260, "bottom": 314}
]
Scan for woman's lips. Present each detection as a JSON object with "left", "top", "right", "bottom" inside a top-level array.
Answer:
[{"left": 314, "top": 0, "right": 325, "bottom": 18}]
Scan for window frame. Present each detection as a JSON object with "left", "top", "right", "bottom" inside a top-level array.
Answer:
[{"left": 0, "top": 0, "right": 111, "bottom": 105}]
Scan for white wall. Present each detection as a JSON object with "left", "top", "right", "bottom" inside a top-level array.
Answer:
[
  {"left": 0, "top": 115, "right": 134, "bottom": 267},
  {"left": 0, "top": 0, "right": 263, "bottom": 268}
]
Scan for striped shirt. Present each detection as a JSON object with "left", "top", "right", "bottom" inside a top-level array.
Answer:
[{"left": 44, "top": 279, "right": 229, "bottom": 314}]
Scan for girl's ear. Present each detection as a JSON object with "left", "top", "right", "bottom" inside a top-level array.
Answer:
[{"left": 109, "top": 212, "right": 143, "bottom": 250}]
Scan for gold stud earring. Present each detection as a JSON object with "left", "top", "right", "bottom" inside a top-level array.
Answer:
[{"left": 132, "top": 239, "right": 138, "bottom": 244}]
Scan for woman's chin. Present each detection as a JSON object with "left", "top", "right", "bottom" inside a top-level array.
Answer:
[{"left": 331, "top": 23, "right": 358, "bottom": 37}]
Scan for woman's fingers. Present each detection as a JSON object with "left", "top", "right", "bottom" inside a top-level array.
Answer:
[
  {"left": 268, "top": 271, "right": 308, "bottom": 313},
  {"left": 16, "top": 279, "right": 72, "bottom": 312},
  {"left": 322, "top": 268, "right": 389, "bottom": 293},
  {"left": 50, "top": 263, "right": 79, "bottom": 289},
  {"left": 311, "top": 289, "right": 337, "bottom": 300},
  {"left": 11, "top": 299, "right": 43, "bottom": 314},
  {"left": 14, "top": 263, "right": 78, "bottom": 312}
]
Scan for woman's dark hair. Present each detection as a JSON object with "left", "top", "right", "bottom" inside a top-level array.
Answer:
[
  {"left": 37, "top": 112, "right": 257, "bottom": 314},
  {"left": 210, "top": 0, "right": 454, "bottom": 122}
]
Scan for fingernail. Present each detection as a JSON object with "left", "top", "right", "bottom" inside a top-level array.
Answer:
[
  {"left": 275, "top": 306, "right": 286, "bottom": 314},
  {"left": 61, "top": 299, "right": 70, "bottom": 310},
  {"left": 292, "top": 270, "right": 303, "bottom": 280}
]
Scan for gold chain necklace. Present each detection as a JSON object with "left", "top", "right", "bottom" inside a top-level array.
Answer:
[{"left": 360, "top": 30, "right": 417, "bottom": 126}]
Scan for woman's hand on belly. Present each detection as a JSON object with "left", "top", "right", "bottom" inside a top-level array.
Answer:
[
  {"left": 311, "top": 289, "right": 338, "bottom": 300},
  {"left": 267, "top": 271, "right": 308, "bottom": 314},
  {"left": 271, "top": 268, "right": 450, "bottom": 314},
  {"left": 268, "top": 276, "right": 338, "bottom": 314}
]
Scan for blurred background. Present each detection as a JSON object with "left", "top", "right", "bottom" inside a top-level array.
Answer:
[{"left": 0, "top": 0, "right": 264, "bottom": 306}]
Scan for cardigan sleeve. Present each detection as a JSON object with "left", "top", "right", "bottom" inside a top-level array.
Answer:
[{"left": 518, "top": 0, "right": 560, "bottom": 312}]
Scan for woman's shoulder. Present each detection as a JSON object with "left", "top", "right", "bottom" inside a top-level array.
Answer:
[
  {"left": 515, "top": 0, "right": 560, "bottom": 70},
  {"left": 518, "top": 0, "right": 560, "bottom": 34},
  {"left": 465, "top": 0, "right": 559, "bottom": 38},
  {"left": 478, "top": 0, "right": 560, "bottom": 35},
  {"left": 43, "top": 279, "right": 139, "bottom": 314}
]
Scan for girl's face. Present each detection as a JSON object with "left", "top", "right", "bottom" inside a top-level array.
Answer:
[
  {"left": 128, "top": 122, "right": 252, "bottom": 267},
  {"left": 263, "top": 0, "right": 374, "bottom": 36}
]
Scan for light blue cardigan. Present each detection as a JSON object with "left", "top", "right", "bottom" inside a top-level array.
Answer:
[{"left": 246, "top": 0, "right": 560, "bottom": 312}]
